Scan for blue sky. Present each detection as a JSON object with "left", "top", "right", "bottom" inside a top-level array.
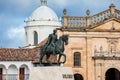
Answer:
[{"left": 0, "top": 0, "right": 120, "bottom": 48}]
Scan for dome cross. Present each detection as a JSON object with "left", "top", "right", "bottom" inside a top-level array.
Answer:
[
  {"left": 40, "top": 0, "right": 47, "bottom": 6},
  {"left": 112, "top": 0, "right": 114, "bottom": 4}
]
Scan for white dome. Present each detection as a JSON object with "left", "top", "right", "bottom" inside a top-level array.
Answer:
[{"left": 28, "top": 6, "right": 58, "bottom": 21}]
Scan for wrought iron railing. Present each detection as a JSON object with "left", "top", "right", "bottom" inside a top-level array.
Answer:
[
  {"left": 24, "top": 74, "right": 29, "bottom": 80},
  {"left": 1, "top": 74, "right": 29, "bottom": 80},
  {"left": 8, "top": 74, "right": 18, "bottom": 80},
  {"left": 2, "top": 74, "right": 6, "bottom": 80}
]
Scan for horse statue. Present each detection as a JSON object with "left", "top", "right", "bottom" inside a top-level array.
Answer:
[{"left": 39, "top": 35, "right": 68, "bottom": 66}]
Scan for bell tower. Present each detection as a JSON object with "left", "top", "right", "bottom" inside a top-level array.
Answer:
[{"left": 24, "top": 0, "right": 61, "bottom": 48}]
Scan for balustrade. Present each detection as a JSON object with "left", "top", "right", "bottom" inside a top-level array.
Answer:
[
  {"left": 63, "top": 9, "right": 111, "bottom": 28},
  {"left": 65, "top": 17, "right": 86, "bottom": 28},
  {"left": 90, "top": 9, "right": 110, "bottom": 26},
  {"left": 62, "top": 4, "right": 120, "bottom": 29},
  {"left": 114, "top": 9, "right": 120, "bottom": 19}
]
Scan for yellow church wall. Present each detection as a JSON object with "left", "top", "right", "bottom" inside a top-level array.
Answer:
[
  {"left": 94, "top": 59, "right": 120, "bottom": 80},
  {"left": 56, "top": 15, "right": 120, "bottom": 80},
  {"left": 57, "top": 29, "right": 120, "bottom": 80}
]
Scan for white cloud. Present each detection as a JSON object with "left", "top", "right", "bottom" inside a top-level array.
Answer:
[
  {"left": 51, "top": 0, "right": 68, "bottom": 6},
  {"left": 7, "top": 0, "right": 33, "bottom": 9},
  {"left": 6, "top": 25, "right": 25, "bottom": 47},
  {"left": 7, "top": 27, "right": 24, "bottom": 40},
  {"left": 49, "top": 0, "right": 80, "bottom": 8},
  {"left": 48, "top": 0, "right": 120, "bottom": 9}
]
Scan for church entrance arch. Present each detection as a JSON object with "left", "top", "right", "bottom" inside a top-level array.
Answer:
[
  {"left": 105, "top": 68, "right": 120, "bottom": 80},
  {"left": 74, "top": 74, "right": 83, "bottom": 80}
]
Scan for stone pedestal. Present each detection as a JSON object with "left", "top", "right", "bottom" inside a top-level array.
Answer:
[{"left": 29, "top": 67, "right": 74, "bottom": 80}]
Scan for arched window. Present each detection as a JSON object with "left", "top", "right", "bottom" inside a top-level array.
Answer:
[
  {"left": 34, "top": 31, "right": 38, "bottom": 45},
  {"left": 74, "top": 52, "right": 81, "bottom": 67}
]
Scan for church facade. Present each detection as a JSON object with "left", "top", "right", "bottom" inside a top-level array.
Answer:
[
  {"left": 57, "top": 3, "right": 120, "bottom": 80},
  {"left": 0, "top": 0, "right": 120, "bottom": 80}
]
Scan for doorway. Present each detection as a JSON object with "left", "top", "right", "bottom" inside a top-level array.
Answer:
[
  {"left": 0, "top": 68, "right": 2, "bottom": 80},
  {"left": 74, "top": 74, "right": 83, "bottom": 80},
  {"left": 105, "top": 68, "right": 120, "bottom": 80},
  {"left": 19, "top": 68, "right": 24, "bottom": 80}
]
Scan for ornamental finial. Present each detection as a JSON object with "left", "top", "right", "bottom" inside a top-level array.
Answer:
[
  {"left": 63, "top": 9, "right": 67, "bottom": 16},
  {"left": 40, "top": 0, "right": 47, "bottom": 6},
  {"left": 110, "top": 0, "right": 115, "bottom": 7},
  {"left": 86, "top": 9, "right": 90, "bottom": 16}
]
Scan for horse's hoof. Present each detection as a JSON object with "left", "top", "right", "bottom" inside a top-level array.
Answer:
[{"left": 39, "top": 64, "right": 43, "bottom": 66}]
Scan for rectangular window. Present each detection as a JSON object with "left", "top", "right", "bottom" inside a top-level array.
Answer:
[{"left": 74, "top": 52, "right": 81, "bottom": 67}]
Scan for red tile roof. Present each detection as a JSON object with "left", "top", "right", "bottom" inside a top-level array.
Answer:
[
  {"left": 0, "top": 48, "right": 39, "bottom": 62},
  {"left": 0, "top": 38, "right": 56, "bottom": 63}
]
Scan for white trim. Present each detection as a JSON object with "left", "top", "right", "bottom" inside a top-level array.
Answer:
[{"left": 0, "top": 61, "right": 32, "bottom": 69}]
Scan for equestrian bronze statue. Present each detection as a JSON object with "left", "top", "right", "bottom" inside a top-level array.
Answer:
[{"left": 39, "top": 29, "right": 68, "bottom": 66}]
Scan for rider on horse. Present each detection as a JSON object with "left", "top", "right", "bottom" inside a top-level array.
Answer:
[
  {"left": 39, "top": 30, "right": 69, "bottom": 65},
  {"left": 44, "top": 29, "right": 58, "bottom": 54}
]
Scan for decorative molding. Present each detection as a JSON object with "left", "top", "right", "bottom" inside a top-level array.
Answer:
[
  {"left": 71, "top": 48, "right": 83, "bottom": 51},
  {"left": 107, "top": 38, "right": 118, "bottom": 53},
  {"left": 74, "top": 70, "right": 80, "bottom": 73},
  {"left": 92, "top": 56, "right": 120, "bottom": 60}
]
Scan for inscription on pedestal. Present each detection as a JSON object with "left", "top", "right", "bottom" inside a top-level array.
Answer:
[
  {"left": 63, "top": 74, "right": 73, "bottom": 79},
  {"left": 30, "top": 67, "right": 74, "bottom": 80}
]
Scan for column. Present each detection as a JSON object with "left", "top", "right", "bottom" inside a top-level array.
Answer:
[
  {"left": 17, "top": 69, "right": 19, "bottom": 80},
  {"left": 6, "top": 69, "right": 8, "bottom": 80},
  {"left": 86, "top": 37, "right": 96, "bottom": 80}
]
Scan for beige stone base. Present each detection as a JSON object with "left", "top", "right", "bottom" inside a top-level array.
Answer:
[{"left": 29, "top": 67, "right": 74, "bottom": 80}]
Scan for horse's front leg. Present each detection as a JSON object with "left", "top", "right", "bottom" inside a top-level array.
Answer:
[
  {"left": 62, "top": 53, "right": 66, "bottom": 64},
  {"left": 39, "top": 53, "right": 44, "bottom": 66},
  {"left": 58, "top": 54, "right": 62, "bottom": 64},
  {"left": 58, "top": 53, "right": 66, "bottom": 64}
]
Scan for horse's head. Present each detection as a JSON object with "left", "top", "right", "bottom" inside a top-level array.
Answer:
[{"left": 62, "top": 35, "right": 69, "bottom": 45}]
